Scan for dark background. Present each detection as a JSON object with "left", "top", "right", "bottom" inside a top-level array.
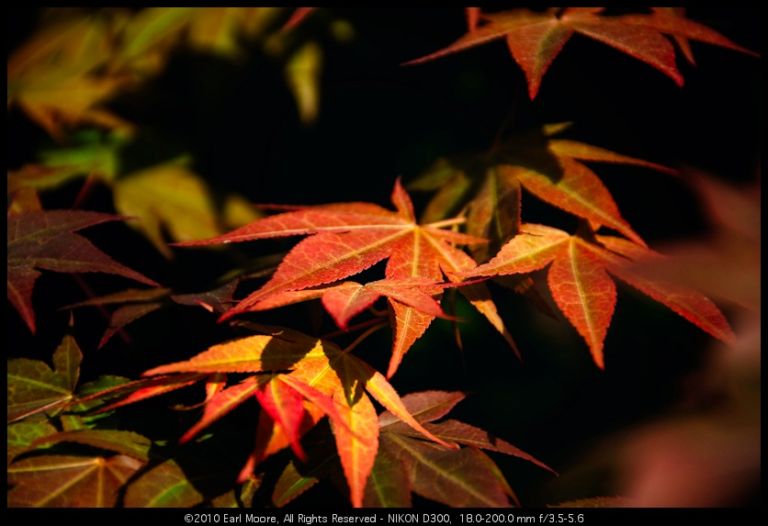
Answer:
[{"left": 7, "top": 8, "right": 761, "bottom": 507}]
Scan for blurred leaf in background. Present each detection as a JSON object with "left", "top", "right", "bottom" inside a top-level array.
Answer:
[{"left": 616, "top": 171, "right": 760, "bottom": 507}]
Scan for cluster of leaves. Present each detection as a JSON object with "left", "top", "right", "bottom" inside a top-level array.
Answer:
[
  {"left": 179, "top": 147, "right": 734, "bottom": 370},
  {"left": 7, "top": 327, "right": 550, "bottom": 507},
  {"left": 8, "top": 331, "right": 261, "bottom": 507},
  {"left": 7, "top": 6, "right": 756, "bottom": 509},
  {"left": 8, "top": 7, "right": 328, "bottom": 139},
  {"left": 8, "top": 6, "right": 347, "bottom": 256}
]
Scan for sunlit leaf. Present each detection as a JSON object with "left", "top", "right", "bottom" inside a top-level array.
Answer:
[
  {"left": 180, "top": 376, "right": 265, "bottom": 444},
  {"left": 412, "top": 126, "right": 678, "bottom": 269},
  {"left": 466, "top": 224, "right": 734, "bottom": 367},
  {"left": 135, "top": 329, "right": 454, "bottom": 507},
  {"left": 177, "top": 180, "right": 499, "bottom": 377},
  {"left": 255, "top": 378, "right": 309, "bottom": 460},
  {"left": 406, "top": 8, "right": 757, "bottom": 98}
]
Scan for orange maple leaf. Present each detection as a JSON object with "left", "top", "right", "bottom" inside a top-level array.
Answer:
[
  {"left": 406, "top": 8, "right": 757, "bottom": 98},
  {"left": 465, "top": 224, "right": 734, "bottom": 368},
  {"left": 178, "top": 179, "right": 517, "bottom": 377}
]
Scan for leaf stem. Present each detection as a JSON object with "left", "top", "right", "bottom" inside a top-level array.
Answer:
[
  {"left": 342, "top": 322, "right": 387, "bottom": 354},
  {"left": 71, "top": 275, "right": 131, "bottom": 345},
  {"left": 72, "top": 174, "right": 97, "bottom": 209},
  {"left": 321, "top": 316, "right": 384, "bottom": 340}
]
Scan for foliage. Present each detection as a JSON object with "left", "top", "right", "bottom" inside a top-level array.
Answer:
[
  {"left": 407, "top": 7, "right": 757, "bottom": 98},
  {"left": 6, "top": 7, "right": 759, "bottom": 509}
]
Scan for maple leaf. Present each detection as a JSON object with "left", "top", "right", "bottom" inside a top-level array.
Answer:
[
  {"left": 7, "top": 335, "right": 133, "bottom": 438},
  {"left": 178, "top": 179, "right": 516, "bottom": 377},
  {"left": 8, "top": 334, "right": 83, "bottom": 423},
  {"left": 8, "top": 454, "right": 144, "bottom": 507},
  {"left": 465, "top": 224, "right": 735, "bottom": 368},
  {"left": 100, "top": 327, "right": 455, "bottom": 507},
  {"left": 405, "top": 8, "right": 757, "bottom": 99},
  {"left": 7, "top": 210, "right": 157, "bottom": 332},
  {"left": 413, "top": 124, "right": 678, "bottom": 265},
  {"left": 364, "top": 390, "right": 553, "bottom": 507}
]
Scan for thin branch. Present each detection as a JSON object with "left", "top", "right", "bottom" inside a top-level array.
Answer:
[
  {"left": 72, "top": 174, "right": 97, "bottom": 209},
  {"left": 71, "top": 275, "right": 131, "bottom": 345},
  {"left": 342, "top": 322, "right": 387, "bottom": 354},
  {"left": 321, "top": 316, "right": 384, "bottom": 340}
]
